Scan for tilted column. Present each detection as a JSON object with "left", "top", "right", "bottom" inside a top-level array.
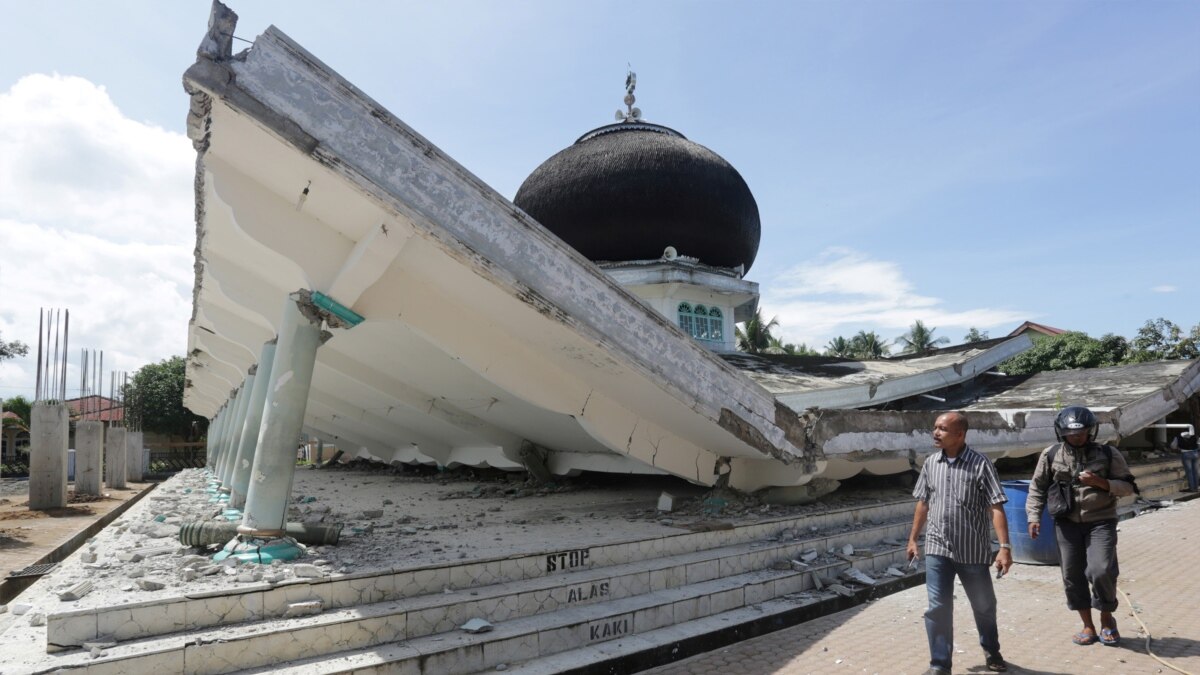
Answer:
[
  {"left": 29, "top": 402, "right": 69, "bottom": 510},
  {"left": 239, "top": 293, "right": 325, "bottom": 537},
  {"left": 211, "top": 404, "right": 231, "bottom": 479},
  {"left": 75, "top": 420, "right": 104, "bottom": 496},
  {"left": 206, "top": 406, "right": 225, "bottom": 470},
  {"left": 220, "top": 381, "right": 252, "bottom": 489},
  {"left": 231, "top": 340, "right": 277, "bottom": 509},
  {"left": 215, "top": 390, "right": 239, "bottom": 486},
  {"left": 105, "top": 426, "right": 128, "bottom": 490}
]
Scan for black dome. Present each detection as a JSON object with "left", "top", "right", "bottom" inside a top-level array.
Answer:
[{"left": 514, "top": 122, "right": 760, "bottom": 272}]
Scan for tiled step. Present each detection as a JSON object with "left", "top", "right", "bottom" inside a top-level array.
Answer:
[
  {"left": 1118, "top": 460, "right": 1187, "bottom": 515},
  {"left": 241, "top": 546, "right": 911, "bottom": 675},
  {"left": 37, "top": 517, "right": 913, "bottom": 674},
  {"left": 477, "top": 575, "right": 926, "bottom": 675},
  {"left": 46, "top": 499, "right": 917, "bottom": 650}
]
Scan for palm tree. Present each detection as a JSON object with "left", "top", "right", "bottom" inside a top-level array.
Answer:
[
  {"left": 825, "top": 336, "right": 853, "bottom": 358},
  {"left": 735, "top": 309, "right": 780, "bottom": 354},
  {"left": 851, "top": 330, "right": 891, "bottom": 359},
  {"left": 896, "top": 320, "right": 950, "bottom": 355},
  {"left": 765, "top": 335, "right": 793, "bottom": 355},
  {"left": 963, "top": 327, "right": 989, "bottom": 343}
]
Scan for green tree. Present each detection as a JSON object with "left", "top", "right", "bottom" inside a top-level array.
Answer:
[
  {"left": 792, "top": 343, "right": 821, "bottom": 356},
  {"left": 963, "top": 327, "right": 989, "bottom": 343},
  {"left": 850, "top": 330, "right": 891, "bottom": 359},
  {"left": 735, "top": 309, "right": 780, "bottom": 355},
  {"left": 123, "top": 356, "right": 208, "bottom": 438},
  {"left": 896, "top": 320, "right": 950, "bottom": 355},
  {"left": 1127, "top": 318, "right": 1198, "bottom": 362},
  {"left": 2, "top": 395, "right": 32, "bottom": 426},
  {"left": 1001, "top": 331, "right": 1128, "bottom": 375},
  {"left": 824, "top": 336, "right": 854, "bottom": 358},
  {"left": 0, "top": 331, "right": 29, "bottom": 362},
  {"left": 766, "top": 337, "right": 819, "bottom": 356}
]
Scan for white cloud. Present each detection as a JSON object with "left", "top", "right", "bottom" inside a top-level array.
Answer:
[
  {"left": 762, "top": 248, "right": 1028, "bottom": 351},
  {"left": 1152, "top": 285, "right": 1177, "bottom": 293},
  {"left": 0, "top": 74, "right": 194, "bottom": 400}
]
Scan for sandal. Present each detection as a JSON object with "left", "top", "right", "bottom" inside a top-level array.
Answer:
[
  {"left": 1100, "top": 623, "right": 1120, "bottom": 646},
  {"left": 1072, "top": 630, "right": 1098, "bottom": 645}
]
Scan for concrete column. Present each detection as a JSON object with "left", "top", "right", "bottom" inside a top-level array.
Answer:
[
  {"left": 75, "top": 420, "right": 104, "bottom": 496},
  {"left": 126, "top": 430, "right": 144, "bottom": 483},
  {"left": 29, "top": 402, "right": 69, "bottom": 510},
  {"left": 217, "top": 391, "right": 242, "bottom": 485},
  {"left": 240, "top": 294, "right": 324, "bottom": 536},
  {"left": 220, "top": 383, "right": 252, "bottom": 489},
  {"left": 1156, "top": 416, "right": 1168, "bottom": 448},
  {"left": 208, "top": 406, "right": 227, "bottom": 475},
  {"left": 106, "top": 426, "right": 128, "bottom": 490},
  {"left": 231, "top": 340, "right": 277, "bottom": 509},
  {"left": 215, "top": 395, "right": 235, "bottom": 483},
  {"left": 206, "top": 408, "right": 223, "bottom": 469}
]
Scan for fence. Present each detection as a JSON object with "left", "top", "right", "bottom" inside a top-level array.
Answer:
[{"left": 146, "top": 442, "right": 207, "bottom": 476}]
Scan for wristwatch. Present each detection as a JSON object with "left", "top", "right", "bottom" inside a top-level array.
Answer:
[{"left": 998, "top": 543, "right": 1012, "bottom": 549}]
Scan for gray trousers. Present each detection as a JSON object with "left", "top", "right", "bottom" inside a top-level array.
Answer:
[{"left": 1055, "top": 518, "right": 1119, "bottom": 612}]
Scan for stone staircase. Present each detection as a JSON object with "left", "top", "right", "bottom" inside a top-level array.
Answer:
[
  {"left": 27, "top": 458, "right": 1189, "bottom": 675},
  {"left": 1118, "top": 456, "right": 1189, "bottom": 517},
  {"left": 33, "top": 500, "right": 920, "bottom": 674}
]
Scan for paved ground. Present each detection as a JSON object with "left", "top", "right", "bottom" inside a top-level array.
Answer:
[
  {"left": 644, "top": 498, "right": 1200, "bottom": 675},
  {"left": 0, "top": 479, "right": 149, "bottom": 582}
]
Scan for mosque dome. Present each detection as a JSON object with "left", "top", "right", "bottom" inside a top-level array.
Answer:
[{"left": 513, "top": 120, "right": 761, "bottom": 272}]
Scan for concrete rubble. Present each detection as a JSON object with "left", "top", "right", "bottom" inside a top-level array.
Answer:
[{"left": 0, "top": 460, "right": 919, "bottom": 672}]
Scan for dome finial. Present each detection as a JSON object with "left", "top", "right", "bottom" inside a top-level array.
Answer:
[{"left": 615, "top": 67, "right": 643, "bottom": 122}]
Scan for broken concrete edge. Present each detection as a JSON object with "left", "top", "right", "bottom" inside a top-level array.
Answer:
[
  {"left": 0, "top": 483, "right": 158, "bottom": 606},
  {"left": 40, "top": 496, "right": 919, "bottom": 639},
  {"left": 775, "top": 334, "right": 1034, "bottom": 411},
  {"left": 183, "top": 18, "right": 807, "bottom": 471},
  {"left": 550, "top": 571, "right": 927, "bottom": 675}
]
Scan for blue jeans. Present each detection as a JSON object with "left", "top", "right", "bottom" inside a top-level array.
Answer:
[
  {"left": 924, "top": 555, "right": 1001, "bottom": 672},
  {"left": 1181, "top": 450, "right": 1198, "bottom": 491}
]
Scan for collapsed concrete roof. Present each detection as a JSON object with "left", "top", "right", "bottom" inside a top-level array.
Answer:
[
  {"left": 179, "top": 5, "right": 1197, "bottom": 491},
  {"left": 807, "top": 359, "right": 1200, "bottom": 479},
  {"left": 182, "top": 17, "right": 823, "bottom": 491},
  {"left": 724, "top": 336, "right": 1032, "bottom": 410}
]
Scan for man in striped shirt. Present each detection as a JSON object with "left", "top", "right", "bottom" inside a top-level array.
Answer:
[{"left": 907, "top": 411, "right": 1013, "bottom": 674}]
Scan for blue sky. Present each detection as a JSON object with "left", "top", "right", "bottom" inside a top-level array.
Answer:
[{"left": 0, "top": 1, "right": 1197, "bottom": 397}]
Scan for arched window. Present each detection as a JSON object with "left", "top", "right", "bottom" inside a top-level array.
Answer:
[
  {"left": 694, "top": 306, "right": 709, "bottom": 340},
  {"left": 677, "top": 303, "right": 724, "bottom": 344},
  {"left": 677, "top": 302, "right": 694, "bottom": 338},
  {"left": 708, "top": 308, "right": 723, "bottom": 341}
]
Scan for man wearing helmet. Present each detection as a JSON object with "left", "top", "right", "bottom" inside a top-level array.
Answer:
[
  {"left": 1026, "top": 405, "right": 1135, "bottom": 647},
  {"left": 1168, "top": 429, "right": 1198, "bottom": 492}
]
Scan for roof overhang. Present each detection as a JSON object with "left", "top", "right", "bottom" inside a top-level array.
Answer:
[
  {"left": 181, "top": 11, "right": 817, "bottom": 490},
  {"left": 807, "top": 359, "right": 1200, "bottom": 479}
]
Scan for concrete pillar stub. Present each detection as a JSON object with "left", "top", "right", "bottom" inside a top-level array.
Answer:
[
  {"left": 232, "top": 340, "right": 277, "bottom": 509},
  {"left": 240, "top": 293, "right": 324, "bottom": 536},
  {"left": 29, "top": 402, "right": 69, "bottom": 510},
  {"left": 75, "top": 421, "right": 105, "bottom": 496},
  {"left": 106, "top": 426, "right": 128, "bottom": 490},
  {"left": 127, "top": 430, "right": 144, "bottom": 482}
]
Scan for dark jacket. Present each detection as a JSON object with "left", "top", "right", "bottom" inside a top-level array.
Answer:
[{"left": 1027, "top": 442, "right": 1134, "bottom": 523}]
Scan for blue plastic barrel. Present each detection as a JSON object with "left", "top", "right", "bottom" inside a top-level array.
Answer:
[{"left": 1001, "top": 480, "right": 1060, "bottom": 565}]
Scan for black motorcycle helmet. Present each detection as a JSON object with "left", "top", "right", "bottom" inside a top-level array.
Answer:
[{"left": 1055, "top": 406, "right": 1099, "bottom": 446}]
